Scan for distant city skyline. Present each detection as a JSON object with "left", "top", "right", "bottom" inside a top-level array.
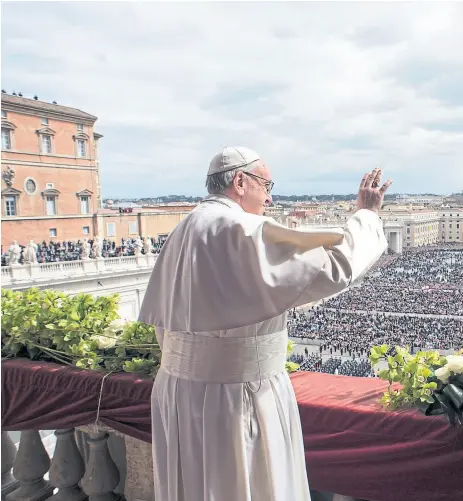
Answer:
[
  {"left": 104, "top": 192, "right": 458, "bottom": 202},
  {"left": 2, "top": 2, "right": 463, "bottom": 197}
]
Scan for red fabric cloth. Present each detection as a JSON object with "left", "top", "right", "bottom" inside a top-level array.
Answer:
[
  {"left": 291, "top": 371, "right": 463, "bottom": 501},
  {"left": 2, "top": 360, "right": 462, "bottom": 501},
  {"left": 1, "top": 359, "right": 153, "bottom": 442}
]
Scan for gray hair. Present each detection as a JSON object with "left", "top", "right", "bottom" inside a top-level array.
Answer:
[{"left": 205, "top": 160, "right": 260, "bottom": 195}]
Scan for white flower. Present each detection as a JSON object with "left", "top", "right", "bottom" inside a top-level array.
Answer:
[
  {"left": 107, "top": 319, "right": 126, "bottom": 332},
  {"left": 445, "top": 355, "right": 463, "bottom": 374},
  {"left": 435, "top": 366, "right": 451, "bottom": 384},
  {"left": 93, "top": 335, "right": 117, "bottom": 350}
]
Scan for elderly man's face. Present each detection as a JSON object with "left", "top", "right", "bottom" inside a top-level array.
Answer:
[{"left": 236, "top": 163, "right": 273, "bottom": 216}]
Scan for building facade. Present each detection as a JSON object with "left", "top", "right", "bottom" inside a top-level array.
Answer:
[
  {"left": 1, "top": 93, "right": 103, "bottom": 245},
  {"left": 1, "top": 93, "right": 191, "bottom": 248},
  {"left": 282, "top": 205, "right": 462, "bottom": 253},
  {"left": 439, "top": 209, "right": 463, "bottom": 243}
]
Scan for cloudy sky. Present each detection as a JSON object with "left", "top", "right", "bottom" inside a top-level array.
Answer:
[{"left": 2, "top": 1, "right": 463, "bottom": 197}]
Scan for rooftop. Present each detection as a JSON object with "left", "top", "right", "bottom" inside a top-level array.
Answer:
[{"left": 1, "top": 92, "right": 97, "bottom": 122}]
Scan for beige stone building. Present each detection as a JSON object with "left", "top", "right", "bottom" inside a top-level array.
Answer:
[
  {"left": 439, "top": 208, "right": 463, "bottom": 244},
  {"left": 273, "top": 203, "right": 461, "bottom": 253}
]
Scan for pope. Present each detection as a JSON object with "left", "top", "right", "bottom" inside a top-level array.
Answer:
[{"left": 139, "top": 147, "right": 392, "bottom": 501}]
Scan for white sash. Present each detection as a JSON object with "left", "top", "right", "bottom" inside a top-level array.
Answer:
[{"left": 160, "top": 329, "right": 287, "bottom": 383}]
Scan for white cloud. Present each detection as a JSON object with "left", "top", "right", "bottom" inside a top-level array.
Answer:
[{"left": 2, "top": 1, "right": 463, "bottom": 197}]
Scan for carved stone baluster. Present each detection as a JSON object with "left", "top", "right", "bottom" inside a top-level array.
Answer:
[
  {"left": 1, "top": 431, "right": 19, "bottom": 499},
  {"left": 81, "top": 432, "right": 120, "bottom": 501},
  {"left": 5, "top": 431, "right": 54, "bottom": 501},
  {"left": 48, "top": 429, "right": 86, "bottom": 501}
]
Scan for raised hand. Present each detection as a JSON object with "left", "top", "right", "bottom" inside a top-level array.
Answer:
[{"left": 357, "top": 168, "right": 392, "bottom": 213}]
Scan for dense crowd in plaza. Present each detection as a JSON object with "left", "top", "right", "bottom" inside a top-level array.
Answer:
[
  {"left": 287, "top": 246, "right": 463, "bottom": 377},
  {"left": 1, "top": 237, "right": 166, "bottom": 266},
  {"left": 323, "top": 248, "right": 463, "bottom": 315},
  {"left": 289, "top": 352, "right": 373, "bottom": 377},
  {"left": 288, "top": 309, "right": 463, "bottom": 352}
]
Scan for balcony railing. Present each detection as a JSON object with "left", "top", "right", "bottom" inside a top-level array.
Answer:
[
  {"left": 1, "top": 255, "right": 158, "bottom": 286},
  {"left": 2, "top": 427, "right": 355, "bottom": 501},
  {"left": 1, "top": 424, "right": 151, "bottom": 501}
]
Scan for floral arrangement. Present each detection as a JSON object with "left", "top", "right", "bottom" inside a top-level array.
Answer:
[
  {"left": 1, "top": 288, "right": 161, "bottom": 376},
  {"left": 1, "top": 288, "right": 298, "bottom": 377},
  {"left": 369, "top": 344, "right": 463, "bottom": 426}
]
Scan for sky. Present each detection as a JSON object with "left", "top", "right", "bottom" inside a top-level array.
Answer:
[{"left": 2, "top": 1, "right": 463, "bottom": 198}]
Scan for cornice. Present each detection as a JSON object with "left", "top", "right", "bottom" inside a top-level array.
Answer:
[
  {"left": 76, "top": 189, "right": 93, "bottom": 197},
  {"left": 73, "top": 132, "right": 90, "bottom": 141},
  {"left": 1, "top": 186, "right": 22, "bottom": 196},
  {"left": 1, "top": 120, "right": 17, "bottom": 130},
  {"left": 41, "top": 188, "right": 61, "bottom": 197},
  {"left": 36, "top": 126, "right": 56, "bottom": 136}
]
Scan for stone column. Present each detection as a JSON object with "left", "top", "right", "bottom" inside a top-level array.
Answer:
[
  {"left": 9, "top": 265, "right": 28, "bottom": 281},
  {"left": 137, "top": 213, "right": 147, "bottom": 239},
  {"left": 95, "top": 259, "right": 106, "bottom": 272},
  {"left": 81, "top": 432, "right": 120, "bottom": 501},
  {"left": 5, "top": 431, "right": 54, "bottom": 501},
  {"left": 1, "top": 431, "right": 19, "bottom": 499},
  {"left": 48, "top": 429, "right": 86, "bottom": 501},
  {"left": 82, "top": 260, "right": 97, "bottom": 275},
  {"left": 28, "top": 264, "right": 40, "bottom": 279},
  {"left": 123, "top": 435, "right": 153, "bottom": 501},
  {"left": 146, "top": 254, "right": 155, "bottom": 268}
]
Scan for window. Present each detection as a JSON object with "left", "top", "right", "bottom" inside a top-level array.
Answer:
[
  {"left": 46, "top": 196, "right": 56, "bottom": 215},
  {"left": 46, "top": 183, "right": 54, "bottom": 189},
  {"left": 25, "top": 178, "right": 37, "bottom": 195},
  {"left": 77, "top": 123, "right": 84, "bottom": 131},
  {"left": 41, "top": 117, "right": 49, "bottom": 125},
  {"left": 5, "top": 196, "right": 16, "bottom": 216},
  {"left": 80, "top": 195, "right": 90, "bottom": 214},
  {"left": 42, "top": 134, "right": 52, "bottom": 154},
  {"left": 83, "top": 226, "right": 90, "bottom": 235},
  {"left": 1, "top": 110, "right": 6, "bottom": 118},
  {"left": 129, "top": 221, "right": 138, "bottom": 235},
  {"left": 77, "top": 139, "right": 86, "bottom": 157},
  {"left": 49, "top": 228, "right": 57, "bottom": 237},
  {"left": 107, "top": 222, "right": 116, "bottom": 237},
  {"left": 2, "top": 128, "right": 11, "bottom": 149}
]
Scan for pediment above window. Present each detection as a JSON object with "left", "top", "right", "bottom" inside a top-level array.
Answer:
[
  {"left": 2, "top": 187, "right": 22, "bottom": 196},
  {"left": 36, "top": 127, "right": 56, "bottom": 136},
  {"left": 1, "top": 120, "right": 17, "bottom": 130},
  {"left": 42, "top": 188, "right": 61, "bottom": 197},
  {"left": 73, "top": 132, "right": 90, "bottom": 141},
  {"left": 76, "top": 189, "right": 93, "bottom": 197}
]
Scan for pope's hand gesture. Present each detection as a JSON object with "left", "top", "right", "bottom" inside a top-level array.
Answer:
[{"left": 357, "top": 168, "right": 392, "bottom": 213}]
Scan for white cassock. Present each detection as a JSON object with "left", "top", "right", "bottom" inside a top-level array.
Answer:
[{"left": 139, "top": 194, "right": 387, "bottom": 501}]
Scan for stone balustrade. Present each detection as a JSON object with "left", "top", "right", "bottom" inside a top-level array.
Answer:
[
  {"left": 1, "top": 428, "right": 360, "bottom": 501},
  {"left": 1, "top": 424, "right": 154, "bottom": 501},
  {"left": 1, "top": 255, "right": 158, "bottom": 286}
]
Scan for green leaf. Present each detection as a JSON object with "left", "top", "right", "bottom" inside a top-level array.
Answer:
[{"left": 70, "top": 310, "right": 80, "bottom": 321}]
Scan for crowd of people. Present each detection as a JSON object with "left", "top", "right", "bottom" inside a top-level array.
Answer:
[
  {"left": 1, "top": 237, "right": 167, "bottom": 266},
  {"left": 289, "top": 352, "right": 373, "bottom": 377},
  {"left": 324, "top": 249, "right": 463, "bottom": 315},
  {"left": 289, "top": 309, "right": 462, "bottom": 352},
  {"left": 286, "top": 246, "right": 463, "bottom": 378}
]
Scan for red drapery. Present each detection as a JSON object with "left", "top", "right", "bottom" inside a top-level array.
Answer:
[{"left": 2, "top": 359, "right": 462, "bottom": 501}]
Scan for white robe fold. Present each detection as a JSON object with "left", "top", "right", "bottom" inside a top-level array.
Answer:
[{"left": 139, "top": 194, "right": 387, "bottom": 501}]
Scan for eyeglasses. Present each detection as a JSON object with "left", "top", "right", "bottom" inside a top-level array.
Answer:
[{"left": 243, "top": 172, "right": 274, "bottom": 194}]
